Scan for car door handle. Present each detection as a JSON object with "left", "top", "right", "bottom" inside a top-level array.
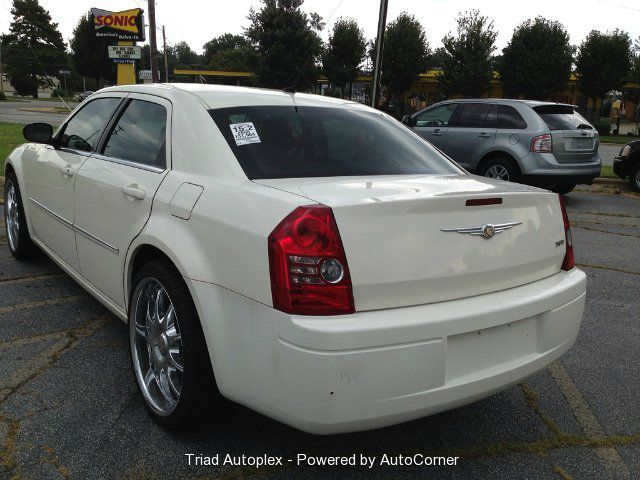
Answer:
[
  {"left": 121, "top": 185, "right": 146, "bottom": 201},
  {"left": 478, "top": 133, "right": 492, "bottom": 138},
  {"left": 432, "top": 129, "right": 443, "bottom": 136},
  {"left": 60, "top": 165, "right": 75, "bottom": 177}
]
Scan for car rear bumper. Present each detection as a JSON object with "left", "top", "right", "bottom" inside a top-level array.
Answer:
[
  {"left": 190, "top": 268, "right": 586, "bottom": 435},
  {"left": 520, "top": 152, "right": 601, "bottom": 185},
  {"left": 613, "top": 156, "right": 632, "bottom": 178}
]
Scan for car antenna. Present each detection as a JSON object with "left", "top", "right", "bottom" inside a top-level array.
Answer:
[{"left": 282, "top": 86, "right": 296, "bottom": 93}]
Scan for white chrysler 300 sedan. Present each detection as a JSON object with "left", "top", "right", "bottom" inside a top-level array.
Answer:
[{"left": 3, "top": 84, "right": 586, "bottom": 434}]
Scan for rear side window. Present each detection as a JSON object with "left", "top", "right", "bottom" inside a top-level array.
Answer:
[
  {"left": 59, "top": 97, "right": 120, "bottom": 152},
  {"left": 533, "top": 105, "right": 592, "bottom": 131},
  {"left": 414, "top": 103, "right": 458, "bottom": 127},
  {"left": 210, "top": 106, "right": 462, "bottom": 179},
  {"left": 497, "top": 105, "right": 527, "bottom": 129},
  {"left": 102, "top": 100, "right": 167, "bottom": 169},
  {"left": 450, "top": 103, "right": 495, "bottom": 128}
]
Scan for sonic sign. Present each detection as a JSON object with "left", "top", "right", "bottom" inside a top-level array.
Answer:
[{"left": 90, "top": 8, "right": 145, "bottom": 41}]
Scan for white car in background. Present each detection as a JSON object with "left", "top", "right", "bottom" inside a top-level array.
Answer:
[{"left": 3, "top": 84, "right": 586, "bottom": 434}]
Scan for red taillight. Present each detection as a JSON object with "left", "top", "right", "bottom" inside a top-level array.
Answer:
[
  {"left": 558, "top": 194, "right": 574, "bottom": 271},
  {"left": 531, "top": 134, "right": 552, "bottom": 153},
  {"left": 268, "top": 205, "right": 355, "bottom": 315}
]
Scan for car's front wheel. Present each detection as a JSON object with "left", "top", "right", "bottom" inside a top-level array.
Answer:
[
  {"left": 129, "top": 259, "right": 218, "bottom": 429},
  {"left": 3, "top": 173, "right": 38, "bottom": 260},
  {"left": 630, "top": 166, "right": 640, "bottom": 193}
]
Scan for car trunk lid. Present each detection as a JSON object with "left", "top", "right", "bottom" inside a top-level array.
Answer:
[{"left": 256, "top": 174, "right": 567, "bottom": 311}]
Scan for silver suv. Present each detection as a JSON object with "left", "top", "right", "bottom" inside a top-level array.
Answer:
[{"left": 402, "top": 99, "right": 602, "bottom": 194}]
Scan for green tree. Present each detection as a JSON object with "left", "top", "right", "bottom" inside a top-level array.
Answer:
[
  {"left": 499, "top": 17, "right": 573, "bottom": 99},
  {"left": 173, "top": 41, "right": 200, "bottom": 67},
  {"left": 322, "top": 18, "right": 366, "bottom": 96},
  {"left": 379, "top": 12, "right": 429, "bottom": 113},
  {"left": 245, "top": 0, "right": 323, "bottom": 90},
  {"left": 437, "top": 10, "right": 497, "bottom": 98},
  {"left": 1, "top": 0, "right": 67, "bottom": 97},
  {"left": 203, "top": 34, "right": 254, "bottom": 72},
  {"left": 69, "top": 14, "right": 115, "bottom": 89},
  {"left": 576, "top": 29, "right": 632, "bottom": 120}
]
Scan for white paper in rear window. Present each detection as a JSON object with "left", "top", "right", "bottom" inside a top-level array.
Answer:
[{"left": 229, "top": 122, "right": 261, "bottom": 146}]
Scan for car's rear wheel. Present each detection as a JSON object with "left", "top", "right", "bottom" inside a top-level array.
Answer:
[
  {"left": 630, "top": 166, "right": 640, "bottom": 193},
  {"left": 3, "top": 173, "right": 38, "bottom": 260},
  {"left": 481, "top": 157, "right": 519, "bottom": 182},
  {"left": 551, "top": 184, "right": 576, "bottom": 195},
  {"left": 129, "top": 259, "right": 218, "bottom": 429}
]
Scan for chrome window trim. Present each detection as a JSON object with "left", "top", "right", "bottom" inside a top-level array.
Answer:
[
  {"left": 89, "top": 153, "right": 165, "bottom": 174},
  {"left": 28, "top": 196, "right": 120, "bottom": 255}
]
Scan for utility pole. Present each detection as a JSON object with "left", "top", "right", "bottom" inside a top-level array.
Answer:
[
  {"left": 0, "top": 43, "right": 4, "bottom": 95},
  {"left": 147, "top": 0, "right": 159, "bottom": 83},
  {"left": 371, "top": 0, "right": 388, "bottom": 109},
  {"left": 162, "top": 25, "right": 169, "bottom": 83}
]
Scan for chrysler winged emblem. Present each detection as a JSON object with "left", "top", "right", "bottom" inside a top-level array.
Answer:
[{"left": 441, "top": 221, "right": 522, "bottom": 239}]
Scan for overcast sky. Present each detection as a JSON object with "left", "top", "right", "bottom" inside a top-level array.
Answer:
[{"left": 1, "top": 0, "right": 639, "bottom": 55}]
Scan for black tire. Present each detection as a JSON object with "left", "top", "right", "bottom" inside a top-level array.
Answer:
[
  {"left": 552, "top": 184, "right": 576, "bottom": 195},
  {"left": 129, "top": 259, "right": 220, "bottom": 430},
  {"left": 480, "top": 157, "right": 519, "bottom": 183},
  {"left": 3, "top": 172, "right": 38, "bottom": 260},
  {"left": 630, "top": 166, "right": 640, "bottom": 193}
]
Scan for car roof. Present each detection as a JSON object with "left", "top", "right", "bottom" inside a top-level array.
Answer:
[
  {"left": 97, "top": 83, "right": 359, "bottom": 110},
  {"left": 434, "top": 98, "right": 576, "bottom": 108}
]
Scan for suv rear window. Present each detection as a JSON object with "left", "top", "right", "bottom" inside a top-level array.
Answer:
[
  {"left": 533, "top": 105, "right": 593, "bottom": 131},
  {"left": 210, "top": 106, "right": 461, "bottom": 179}
]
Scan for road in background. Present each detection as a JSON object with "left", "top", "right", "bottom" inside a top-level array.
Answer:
[{"left": 0, "top": 100, "right": 76, "bottom": 125}]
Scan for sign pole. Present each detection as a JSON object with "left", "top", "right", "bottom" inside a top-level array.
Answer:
[{"left": 116, "top": 40, "right": 136, "bottom": 85}]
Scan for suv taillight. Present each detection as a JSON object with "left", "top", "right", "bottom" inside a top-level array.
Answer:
[
  {"left": 531, "top": 134, "right": 552, "bottom": 153},
  {"left": 268, "top": 205, "right": 355, "bottom": 315},
  {"left": 558, "top": 194, "right": 574, "bottom": 271}
]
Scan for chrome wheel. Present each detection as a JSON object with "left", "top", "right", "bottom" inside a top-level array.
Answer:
[
  {"left": 130, "top": 278, "right": 183, "bottom": 416},
  {"left": 485, "top": 165, "right": 510, "bottom": 181},
  {"left": 5, "top": 180, "right": 20, "bottom": 252},
  {"left": 635, "top": 170, "right": 640, "bottom": 191}
]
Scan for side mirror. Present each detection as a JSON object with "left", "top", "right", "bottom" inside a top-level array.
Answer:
[
  {"left": 402, "top": 115, "right": 416, "bottom": 127},
  {"left": 23, "top": 123, "right": 53, "bottom": 144}
]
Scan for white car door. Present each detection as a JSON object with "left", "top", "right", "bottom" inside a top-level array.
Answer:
[
  {"left": 26, "top": 96, "right": 123, "bottom": 271},
  {"left": 73, "top": 94, "right": 171, "bottom": 309}
]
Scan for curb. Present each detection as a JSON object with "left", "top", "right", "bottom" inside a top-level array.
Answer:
[{"left": 593, "top": 177, "right": 625, "bottom": 185}]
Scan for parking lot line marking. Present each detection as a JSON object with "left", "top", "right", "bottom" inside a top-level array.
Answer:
[
  {"left": 0, "top": 273, "right": 65, "bottom": 285},
  {"left": 0, "top": 330, "right": 68, "bottom": 350},
  {"left": 0, "top": 295, "right": 85, "bottom": 315},
  {"left": 569, "top": 211, "right": 640, "bottom": 219},
  {"left": 572, "top": 224, "right": 640, "bottom": 239},
  {"left": 577, "top": 263, "right": 640, "bottom": 276},
  {"left": 548, "top": 361, "right": 630, "bottom": 478}
]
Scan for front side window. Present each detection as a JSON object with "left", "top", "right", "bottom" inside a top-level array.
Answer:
[
  {"left": 450, "top": 103, "right": 495, "bottom": 128},
  {"left": 102, "top": 100, "right": 167, "bottom": 168},
  {"left": 414, "top": 103, "right": 458, "bottom": 127},
  {"left": 59, "top": 97, "right": 121, "bottom": 152},
  {"left": 210, "top": 106, "right": 462, "bottom": 179}
]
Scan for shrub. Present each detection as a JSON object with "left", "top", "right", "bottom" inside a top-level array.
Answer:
[
  {"left": 593, "top": 121, "right": 611, "bottom": 135},
  {"left": 0, "top": 91, "right": 6, "bottom": 101}
]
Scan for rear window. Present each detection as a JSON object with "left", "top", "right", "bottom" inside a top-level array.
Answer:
[
  {"left": 210, "top": 106, "right": 461, "bottom": 179},
  {"left": 533, "top": 105, "right": 592, "bottom": 131},
  {"left": 451, "top": 103, "right": 495, "bottom": 128}
]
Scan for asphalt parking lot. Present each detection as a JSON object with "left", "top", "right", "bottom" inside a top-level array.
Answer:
[{"left": 0, "top": 187, "right": 639, "bottom": 480}]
